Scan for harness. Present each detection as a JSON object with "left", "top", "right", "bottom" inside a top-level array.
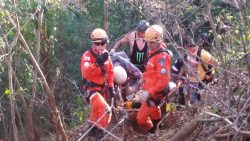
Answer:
[
  {"left": 82, "top": 79, "right": 104, "bottom": 88},
  {"left": 82, "top": 49, "right": 106, "bottom": 89},
  {"left": 145, "top": 48, "right": 170, "bottom": 102},
  {"left": 146, "top": 48, "right": 169, "bottom": 62}
]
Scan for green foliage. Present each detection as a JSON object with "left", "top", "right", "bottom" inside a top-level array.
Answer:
[
  {"left": 73, "top": 96, "right": 89, "bottom": 124},
  {"left": 109, "top": 0, "right": 141, "bottom": 42},
  {"left": 1, "top": 0, "right": 248, "bottom": 139},
  {"left": 85, "top": 0, "right": 104, "bottom": 27}
]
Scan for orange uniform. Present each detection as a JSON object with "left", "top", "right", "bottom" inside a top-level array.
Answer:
[
  {"left": 80, "top": 49, "right": 114, "bottom": 88},
  {"left": 80, "top": 48, "right": 114, "bottom": 129},
  {"left": 137, "top": 46, "right": 171, "bottom": 131}
]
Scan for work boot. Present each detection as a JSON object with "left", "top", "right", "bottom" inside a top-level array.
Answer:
[
  {"left": 88, "top": 126, "right": 97, "bottom": 137},
  {"left": 95, "top": 128, "right": 104, "bottom": 141},
  {"left": 148, "top": 127, "right": 156, "bottom": 133},
  {"left": 148, "top": 119, "right": 161, "bottom": 133}
]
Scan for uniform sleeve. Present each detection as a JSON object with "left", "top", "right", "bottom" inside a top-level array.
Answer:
[
  {"left": 148, "top": 53, "right": 171, "bottom": 94},
  {"left": 80, "top": 52, "right": 99, "bottom": 79},
  {"left": 104, "top": 57, "right": 114, "bottom": 87},
  {"left": 113, "top": 34, "right": 130, "bottom": 50}
]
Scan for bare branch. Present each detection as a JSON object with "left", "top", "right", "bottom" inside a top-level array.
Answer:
[{"left": 204, "top": 112, "right": 250, "bottom": 137}]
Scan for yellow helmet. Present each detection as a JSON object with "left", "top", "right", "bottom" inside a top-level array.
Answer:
[
  {"left": 91, "top": 28, "right": 109, "bottom": 43},
  {"left": 144, "top": 24, "right": 164, "bottom": 42}
]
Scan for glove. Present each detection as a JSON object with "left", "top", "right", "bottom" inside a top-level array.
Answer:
[
  {"left": 146, "top": 98, "right": 156, "bottom": 107},
  {"left": 108, "top": 87, "right": 120, "bottom": 100},
  {"left": 168, "top": 82, "right": 177, "bottom": 91},
  {"left": 140, "top": 90, "right": 149, "bottom": 101},
  {"left": 96, "top": 52, "right": 109, "bottom": 67},
  {"left": 110, "top": 49, "right": 115, "bottom": 53}
]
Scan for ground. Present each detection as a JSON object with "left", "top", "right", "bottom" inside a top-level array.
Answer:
[
  {"left": 68, "top": 76, "right": 249, "bottom": 141},
  {"left": 68, "top": 103, "right": 203, "bottom": 141}
]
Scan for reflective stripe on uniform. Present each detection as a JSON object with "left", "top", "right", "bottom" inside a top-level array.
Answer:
[
  {"left": 84, "top": 62, "right": 90, "bottom": 67},
  {"left": 147, "top": 61, "right": 154, "bottom": 67},
  {"left": 90, "top": 93, "right": 98, "bottom": 101},
  {"left": 172, "top": 65, "right": 178, "bottom": 71}
]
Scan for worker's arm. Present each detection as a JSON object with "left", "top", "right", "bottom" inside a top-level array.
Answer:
[{"left": 112, "top": 35, "right": 130, "bottom": 52}]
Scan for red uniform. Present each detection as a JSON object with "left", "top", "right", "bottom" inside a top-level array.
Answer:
[
  {"left": 80, "top": 48, "right": 114, "bottom": 129},
  {"left": 137, "top": 46, "right": 171, "bottom": 131}
]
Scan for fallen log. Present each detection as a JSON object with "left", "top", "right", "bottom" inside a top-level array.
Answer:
[{"left": 170, "top": 119, "right": 199, "bottom": 141}]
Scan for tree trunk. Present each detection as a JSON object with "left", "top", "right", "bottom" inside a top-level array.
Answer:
[
  {"left": 25, "top": 7, "right": 44, "bottom": 141},
  {"left": 206, "top": 2, "right": 230, "bottom": 104},
  {"left": 4, "top": 10, "right": 68, "bottom": 141},
  {"left": 7, "top": 38, "right": 19, "bottom": 141},
  {"left": 171, "top": 119, "right": 199, "bottom": 141},
  {"left": 0, "top": 103, "right": 9, "bottom": 141},
  {"left": 20, "top": 21, "right": 69, "bottom": 141},
  {"left": 103, "top": 0, "right": 109, "bottom": 50},
  {"left": 104, "top": 0, "right": 109, "bottom": 32}
]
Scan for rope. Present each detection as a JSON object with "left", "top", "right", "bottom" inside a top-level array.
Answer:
[
  {"left": 77, "top": 107, "right": 111, "bottom": 141},
  {"left": 101, "top": 113, "right": 127, "bottom": 141}
]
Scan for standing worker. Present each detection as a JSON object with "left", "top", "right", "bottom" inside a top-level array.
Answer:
[
  {"left": 80, "top": 28, "right": 117, "bottom": 138},
  {"left": 111, "top": 20, "right": 150, "bottom": 72},
  {"left": 136, "top": 24, "right": 171, "bottom": 133},
  {"left": 182, "top": 35, "right": 217, "bottom": 105}
]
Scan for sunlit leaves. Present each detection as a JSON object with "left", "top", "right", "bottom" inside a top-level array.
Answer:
[
  {"left": 247, "top": 32, "right": 250, "bottom": 41},
  {"left": 0, "top": 11, "right": 5, "bottom": 19},
  {"left": 4, "top": 88, "right": 10, "bottom": 96},
  {"left": 0, "top": 37, "right": 3, "bottom": 49}
]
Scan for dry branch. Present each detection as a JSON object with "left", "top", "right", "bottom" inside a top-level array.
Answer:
[{"left": 204, "top": 112, "right": 250, "bottom": 138}]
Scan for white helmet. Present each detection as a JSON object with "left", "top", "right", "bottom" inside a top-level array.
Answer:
[{"left": 113, "top": 66, "right": 127, "bottom": 85}]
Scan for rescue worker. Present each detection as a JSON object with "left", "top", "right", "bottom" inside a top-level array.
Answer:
[
  {"left": 136, "top": 24, "right": 171, "bottom": 133},
  {"left": 182, "top": 35, "right": 217, "bottom": 104},
  {"left": 111, "top": 20, "right": 150, "bottom": 72},
  {"left": 80, "top": 28, "right": 117, "bottom": 137}
]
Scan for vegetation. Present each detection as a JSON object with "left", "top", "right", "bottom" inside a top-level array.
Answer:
[{"left": 0, "top": 0, "right": 249, "bottom": 140}]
